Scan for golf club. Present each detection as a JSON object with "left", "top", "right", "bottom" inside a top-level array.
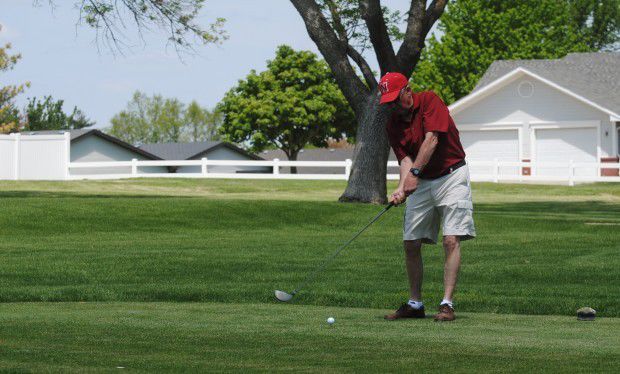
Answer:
[{"left": 275, "top": 201, "right": 395, "bottom": 302}]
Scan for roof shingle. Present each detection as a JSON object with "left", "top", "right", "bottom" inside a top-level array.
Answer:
[{"left": 140, "top": 141, "right": 222, "bottom": 160}]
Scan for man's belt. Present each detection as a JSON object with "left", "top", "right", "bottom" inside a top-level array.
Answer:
[{"left": 422, "top": 160, "right": 466, "bottom": 180}]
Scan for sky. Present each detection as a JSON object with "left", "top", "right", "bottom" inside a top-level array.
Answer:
[{"left": 1, "top": 0, "right": 433, "bottom": 129}]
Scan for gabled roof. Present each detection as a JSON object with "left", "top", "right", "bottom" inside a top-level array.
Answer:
[
  {"left": 140, "top": 141, "right": 263, "bottom": 160},
  {"left": 450, "top": 52, "right": 620, "bottom": 119},
  {"left": 21, "top": 129, "right": 162, "bottom": 160}
]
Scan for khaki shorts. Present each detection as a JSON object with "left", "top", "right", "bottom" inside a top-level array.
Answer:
[{"left": 403, "top": 165, "right": 476, "bottom": 244}]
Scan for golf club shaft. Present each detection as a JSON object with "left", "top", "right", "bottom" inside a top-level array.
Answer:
[{"left": 292, "top": 202, "right": 394, "bottom": 295}]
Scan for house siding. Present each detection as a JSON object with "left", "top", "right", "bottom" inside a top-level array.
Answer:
[
  {"left": 71, "top": 135, "right": 167, "bottom": 175},
  {"left": 176, "top": 146, "right": 270, "bottom": 174},
  {"left": 452, "top": 76, "right": 615, "bottom": 159}
]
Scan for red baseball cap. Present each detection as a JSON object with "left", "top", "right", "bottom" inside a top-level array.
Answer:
[{"left": 378, "top": 72, "right": 409, "bottom": 104}]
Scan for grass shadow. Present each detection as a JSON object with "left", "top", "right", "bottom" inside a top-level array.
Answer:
[{"left": 0, "top": 190, "right": 194, "bottom": 199}]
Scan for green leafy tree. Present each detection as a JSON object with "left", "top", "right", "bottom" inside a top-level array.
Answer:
[
  {"left": 218, "top": 45, "right": 356, "bottom": 174},
  {"left": 109, "top": 92, "right": 183, "bottom": 144},
  {"left": 24, "top": 96, "right": 95, "bottom": 131},
  {"left": 184, "top": 101, "right": 221, "bottom": 142},
  {"left": 412, "top": 0, "right": 620, "bottom": 104},
  {"left": 569, "top": 0, "right": 620, "bottom": 50},
  {"left": 0, "top": 25, "right": 29, "bottom": 133},
  {"left": 109, "top": 92, "right": 219, "bottom": 145}
]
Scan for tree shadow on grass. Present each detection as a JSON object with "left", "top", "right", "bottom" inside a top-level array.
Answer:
[{"left": 0, "top": 190, "right": 194, "bottom": 199}]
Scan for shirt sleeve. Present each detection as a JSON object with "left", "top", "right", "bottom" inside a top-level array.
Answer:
[
  {"left": 422, "top": 92, "right": 450, "bottom": 133},
  {"left": 386, "top": 118, "right": 409, "bottom": 163}
]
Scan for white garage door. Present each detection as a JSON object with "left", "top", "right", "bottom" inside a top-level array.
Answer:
[
  {"left": 460, "top": 129, "right": 520, "bottom": 177},
  {"left": 534, "top": 127, "right": 597, "bottom": 177}
]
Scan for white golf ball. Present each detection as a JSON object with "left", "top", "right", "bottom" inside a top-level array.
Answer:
[{"left": 327, "top": 317, "right": 335, "bottom": 325}]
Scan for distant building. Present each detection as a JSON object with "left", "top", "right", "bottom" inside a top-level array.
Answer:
[
  {"left": 140, "top": 141, "right": 269, "bottom": 174},
  {"left": 449, "top": 52, "right": 620, "bottom": 177},
  {"left": 23, "top": 130, "right": 268, "bottom": 175}
]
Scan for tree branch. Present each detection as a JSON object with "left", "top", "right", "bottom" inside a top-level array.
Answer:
[
  {"left": 290, "top": 0, "right": 369, "bottom": 116},
  {"left": 325, "top": 0, "right": 349, "bottom": 43},
  {"left": 346, "top": 44, "right": 377, "bottom": 89},
  {"left": 324, "top": 0, "right": 376, "bottom": 89},
  {"left": 425, "top": 0, "right": 448, "bottom": 33},
  {"left": 66, "top": 0, "right": 228, "bottom": 56},
  {"left": 358, "top": 0, "right": 398, "bottom": 75},
  {"left": 396, "top": 0, "right": 447, "bottom": 77}
]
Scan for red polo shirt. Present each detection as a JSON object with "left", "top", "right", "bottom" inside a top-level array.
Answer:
[{"left": 386, "top": 91, "right": 465, "bottom": 179}]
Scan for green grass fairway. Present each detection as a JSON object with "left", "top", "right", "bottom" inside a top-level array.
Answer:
[
  {"left": 0, "top": 179, "right": 619, "bottom": 372},
  {"left": 1, "top": 302, "right": 618, "bottom": 372}
]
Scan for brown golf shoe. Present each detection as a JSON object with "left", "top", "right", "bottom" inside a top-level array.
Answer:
[
  {"left": 433, "top": 304, "right": 456, "bottom": 322},
  {"left": 384, "top": 303, "right": 426, "bottom": 320}
]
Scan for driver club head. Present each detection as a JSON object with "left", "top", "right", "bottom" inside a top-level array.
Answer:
[{"left": 274, "top": 290, "right": 294, "bottom": 302}]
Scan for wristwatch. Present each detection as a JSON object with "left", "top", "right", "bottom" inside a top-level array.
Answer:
[{"left": 410, "top": 167, "right": 421, "bottom": 177}]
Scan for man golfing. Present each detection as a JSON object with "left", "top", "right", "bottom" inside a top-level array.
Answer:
[{"left": 379, "top": 72, "right": 475, "bottom": 322}]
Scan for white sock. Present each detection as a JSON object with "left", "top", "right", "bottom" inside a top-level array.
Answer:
[
  {"left": 408, "top": 299, "right": 424, "bottom": 309},
  {"left": 440, "top": 299, "right": 453, "bottom": 308}
]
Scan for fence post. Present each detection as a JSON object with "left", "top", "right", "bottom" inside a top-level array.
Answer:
[
  {"left": 345, "top": 159, "right": 352, "bottom": 178},
  {"left": 273, "top": 158, "right": 280, "bottom": 175},
  {"left": 64, "top": 132, "right": 71, "bottom": 180},
  {"left": 568, "top": 159, "right": 574, "bottom": 186},
  {"left": 493, "top": 158, "right": 499, "bottom": 183},
  {"left": 201, "top": 157, "right": 208, "bottom": 176},
  {"left": 131, "top": 158, "right": 138, "bottom": 176},
  {"left": 13, "top": 132, "right": 20, "bottom": 180}
]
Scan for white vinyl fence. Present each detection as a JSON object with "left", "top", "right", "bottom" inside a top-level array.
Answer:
[
  {"left": 0, "top": 133, "right": 70, "bottom": 180},
  {"left": 0, "top": 132, "right": 618, "bottom": 185},
  {"left": 67, "top": 158, "right": 620, "bottom": 186}
]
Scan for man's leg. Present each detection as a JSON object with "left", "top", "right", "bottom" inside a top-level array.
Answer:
[
  {"left": 384, "top": 239, "right": 426, "bottom": 320},
  {"left": 404, "top": 239, "right": 423, "bottom": 301},
  {"left": 385, "top": 180, "right": 433, "bottom": 320},
  {"left": 433, "top": 235, "right": 460, "bottom": 321},
  {"left": 433, "top": 166, "right": 474, "bottom": 321},
  {"left": 442, "top": 235, "right": 461, "bottom": 301}
]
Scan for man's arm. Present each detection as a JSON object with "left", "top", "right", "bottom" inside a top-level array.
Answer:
[
  {"left": 412, "top": 131, "right": 439, "bottom": 171},
  {"left": 389, "top": 131, "right": 439, "bottom": 204}
]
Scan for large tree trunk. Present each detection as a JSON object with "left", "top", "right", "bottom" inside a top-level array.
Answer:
[
  {"left": 339, "top": 93, "right": 390, "bottom": 204},
  {"left": 289, "top": 150, "right": 300, "bottom": 174}
]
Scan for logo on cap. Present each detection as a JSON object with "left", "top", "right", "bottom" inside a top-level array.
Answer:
[{"left": 379, "top": 81, "right": 390, "bottom": 94}]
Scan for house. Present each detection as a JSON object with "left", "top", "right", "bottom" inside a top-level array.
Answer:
[
  {"left": 23, "top": 129, "right": 167, "bottom": 175},
  {"left": 449, "top": 52, "right": 620, "bottom": 177},
  {"left": 19, "top": 130, "right": 267, "bottom": 176},
  {"left": 260, "top": 147, "right": 400, "bottom": 175},
  {"left": 139, "top": 141, "right": 269, "bottom": 174}
]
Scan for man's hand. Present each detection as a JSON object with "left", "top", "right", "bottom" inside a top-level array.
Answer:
[
  {"left": 389, "top": 173, "right": 419, "bottom": 206},
  {"left": 389, "top": 187, "right": 407, "bottom": 206}
]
